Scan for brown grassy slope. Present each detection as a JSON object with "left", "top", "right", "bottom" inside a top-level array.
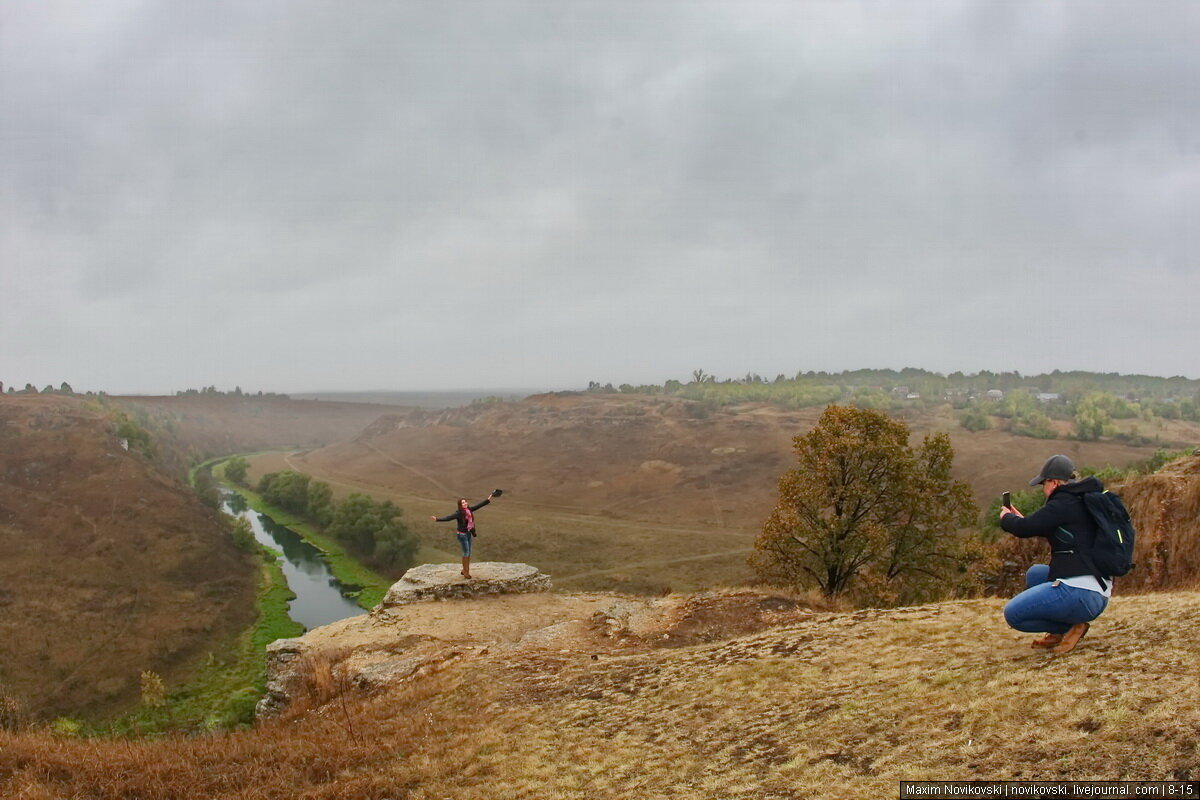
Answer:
[
  {"left": 278, "top": 394, "right": 1190, "bottom": 592},
  {"left": 0, "top": 395, "right": 256, "bottom": 720},
  {"left": 1115, "top": 455, "right": 1200, "bottom": 591},
  {"left": 113, "top": 395, "right": 400, "bottom": 461},
  {"left": 1, "top": 589, "right": 1197, "bottom": 799},
  {"left": 306, "top": 394, "right": 1187, "bottom": 524}
]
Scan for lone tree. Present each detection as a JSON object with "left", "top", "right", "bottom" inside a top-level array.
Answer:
[{"left": 752, "top": 404, "right": 979, "bottom": 604}]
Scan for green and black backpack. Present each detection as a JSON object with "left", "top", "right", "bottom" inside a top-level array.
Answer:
[{"left": 1082, "top": 490, "right": 1137, "bottom": 584}]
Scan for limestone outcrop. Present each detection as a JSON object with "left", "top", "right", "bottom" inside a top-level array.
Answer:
[
  {"left": 255, "top": 637, "right": 311, "bottom": 719},
  {"left": 256, "top": 562, "right": 553, "bottom": 719},
  {"left": 377, "top": 561, "right": 551, "bottom": 608}
]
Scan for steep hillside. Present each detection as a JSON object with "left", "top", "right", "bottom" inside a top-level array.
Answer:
[
  {"left": 0, "top": 395, "right": 257, "bottom": 719},
  {"left": 2, "top": 585, "right": 1197, "bottom": 798},
  {"left": 113, "top": 394, "right": 401, "bottom": 463},
  {"left": 271, "top": 394, "right": 1185, "bottom": 592},
  {"left": 1115, "top": 454, "right": 1200, "bottom": 590}
]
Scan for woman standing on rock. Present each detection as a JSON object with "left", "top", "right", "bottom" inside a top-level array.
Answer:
[{"left": 431, "top": 491, "right": 500, "bottom": 579}]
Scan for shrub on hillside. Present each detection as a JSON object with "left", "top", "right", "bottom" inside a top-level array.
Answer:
[
  {"left": 959, "top": 407, "right": 990, "bottom": 432},
  {"left": 193, "top": 470, "right": 221, "bottom": 509},
  {"left": 223, "top": 456, "right": 249, "bottom": 486},
  {"left": 229, "top": 517, "right": 258, "bottom": 553},
  {"left": 0, "top": 689, "right": 27, "bottom": 732}
]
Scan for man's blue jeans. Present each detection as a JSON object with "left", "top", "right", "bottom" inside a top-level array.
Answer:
[{"left": 1003, "top": 564, "right": 1107, "bottom": 634}]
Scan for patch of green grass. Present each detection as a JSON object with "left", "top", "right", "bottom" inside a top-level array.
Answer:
[
  {"left": 49, "top": 454, "right": 309, "bottom": 737},
  {"left": 95, "top": 554, "right": 303, "bottom": 737}
]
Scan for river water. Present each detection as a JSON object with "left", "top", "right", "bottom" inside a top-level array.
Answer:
[{"left": 221, "top": 491, "right": 365, "bottom": 631}]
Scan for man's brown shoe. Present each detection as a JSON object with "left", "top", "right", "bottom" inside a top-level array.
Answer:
[
  {"left": 1052, "top": 622, "right": 1090, "bottom": 654},
  {"left": 1031, "top": 633, "right": 1064, "bottom": 649}
]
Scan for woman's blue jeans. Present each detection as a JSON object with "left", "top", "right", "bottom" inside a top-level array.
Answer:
[
  {"left": 456, "top": 532, "right": 472, "bottom": 558},
  {"left": 1003, "top": 564, "right": 1107, "bottom": 635}
]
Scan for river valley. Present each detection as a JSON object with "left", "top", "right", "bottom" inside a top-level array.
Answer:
[{"left": 221, "top": 491, "right": 365, "bottom": 631}]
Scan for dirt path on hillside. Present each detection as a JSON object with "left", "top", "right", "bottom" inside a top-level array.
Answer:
[
  {"left": 283, "top": 451, "right": 443, "bottom": 501},
  {"left": 361, "top": 441, "right": 460, "bottom": 497},
  {"left": 554, "top": 549, "right": 755, "bottom": 584},
  {"left": 283, "top": 450, "right": 751, "bottom": 541},
  {"left": 276, "top": 449, "right": 760, "bottom": 589}
]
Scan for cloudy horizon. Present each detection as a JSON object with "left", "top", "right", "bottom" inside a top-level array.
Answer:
[{"left": 3, "top": 1, "right": 1198, "bottom": 395}]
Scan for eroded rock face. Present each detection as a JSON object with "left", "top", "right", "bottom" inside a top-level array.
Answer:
[
  {"left": 254, "top": 637, "right": 311, "bottom": 719},
  {"left": 378, "top": 562, "right": 551, "bottom": 608}
]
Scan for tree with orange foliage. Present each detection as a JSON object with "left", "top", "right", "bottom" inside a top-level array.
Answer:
[{"left": 752, "top": 404, "right": 979, "bottom": 603}]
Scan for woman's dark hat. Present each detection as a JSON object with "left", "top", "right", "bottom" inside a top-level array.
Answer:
[
  {"left": 492, "top": 488, "right": 503, "bottom": 496},
  {"left": 1029, "top": 454, "right": 1076, "bottom": 486}
]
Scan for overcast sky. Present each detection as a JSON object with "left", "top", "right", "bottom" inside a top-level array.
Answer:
[{"left": 2, "top": 1, "right": 1197, "bottom": 394}]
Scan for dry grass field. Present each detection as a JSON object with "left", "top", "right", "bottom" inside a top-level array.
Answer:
[
  {"left": 2, "top": 588, "right": 1197, "bottom": 798},
  {"left": 0, "top": 395, "right": 257, "bottom": 720},
  {"left": 251, "top": 394, "right": 1197, "bottom": 594}
]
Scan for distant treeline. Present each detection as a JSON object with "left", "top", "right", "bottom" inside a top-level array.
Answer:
[
  {"left": 174, "top": 386, "right": 290, "bottom": 399},
  {"left": 292, "top": 390, "right": 532, "bottom": 408},
  {"left": 0, "top": 382, "right": 288, "bottom": 401},
  {"left": 580, "top": 368, "right": 1200, "bottom": 440},
  {"left": 223, "top": 459, "right": 417, "bottom": 575},
  {"left": 2, "top": 381, "right": 80, "bottom": 395}
]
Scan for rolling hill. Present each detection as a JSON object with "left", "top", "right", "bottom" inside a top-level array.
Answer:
[
  {"left": 260, "top": 393, "right": 1196, "bottom": 593},
  {"left": 1, "top": 394, "right": 1197, "bottom": 797},
  {"left": 0, "top": 394, "right": 257, "bottom": 719}
]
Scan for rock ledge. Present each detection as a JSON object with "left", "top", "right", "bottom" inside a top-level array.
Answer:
[{"left": 378, "top": 561, "right": 551, "bottom": 609}]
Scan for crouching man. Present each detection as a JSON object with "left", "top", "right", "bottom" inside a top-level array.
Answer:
[{"left": 999, "top": 455, "right": 1111, "bottom": 654}]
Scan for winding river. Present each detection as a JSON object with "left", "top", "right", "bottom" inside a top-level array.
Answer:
[{"left": 221, "top": 491, "right": 365, "bottom": 631}]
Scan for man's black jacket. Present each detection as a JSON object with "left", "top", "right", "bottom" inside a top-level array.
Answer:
[{"left": 1000, "top": 476, "right": 1105, "bottom": 580}]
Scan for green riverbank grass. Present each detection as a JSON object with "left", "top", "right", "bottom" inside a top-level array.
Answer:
[
  {"left": 212, "top": 459, "right": 393, "bottom": 609},
  {"left": 91, "top": 549, "right": 303, "bottom": 737},
  {"left": 63, "top": 454, "right": 371, "bottom": 737},
  {"left": 48, "top": 457, "right": 308, "bottom": 736}
]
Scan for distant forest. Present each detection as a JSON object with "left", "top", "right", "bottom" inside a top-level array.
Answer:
[
  {"left": 581, "top": 368, "right": 1200, "bottom": 442},
  {"left": 0, "top": 383, "right": 287, "bottom": 399},
  {"left": 173, "top": 386, "right": 290, "bottom": 399}
]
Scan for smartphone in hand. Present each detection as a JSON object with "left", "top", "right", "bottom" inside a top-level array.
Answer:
[{"left": 1001, "top": 491, "right": 1011, "bottom": 509}]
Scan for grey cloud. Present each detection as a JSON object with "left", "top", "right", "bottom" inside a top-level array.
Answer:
[{"left": 2, "top": 1, "right": 1198, "bottom": 392}]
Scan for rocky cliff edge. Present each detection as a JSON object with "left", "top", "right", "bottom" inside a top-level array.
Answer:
[{"left": 256, "top": 562, "right": 810, "bottom": 719}]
